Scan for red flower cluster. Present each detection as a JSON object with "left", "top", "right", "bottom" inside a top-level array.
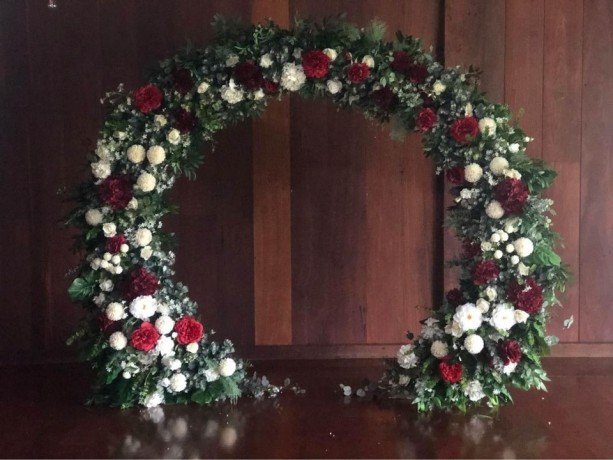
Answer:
[
  {"left": 234, "top": 60, "right": 263, "bottom": 90},
  {"left": 462, "top": 240, "right": 481, "bottom": 258},
  {"left": 106, "top": 234, "right": 127, "bottom": 254},
  {"left": 446, "top": 288, "right": 465, "bottom": 307},
  {"left": 498, "top": 339, "right": 523, "bottom": 365},
  {"left": 390, "top": 51, "right": 428, "bottom": 84},
  {"left": 450, "top": 116, "right": 479, "bottom": 144},
  {"left": 439, "top": 360, "right": 463, "bottom": 383},
  {"left": 173, "top": 68, "right": 194, "bottom": 94},
  {"left": 371, "top": 87, "right": 397, "bottom": 110},
  {"left": 494, "top": 178, "right": 529, "bottom": 214},
  {"left": 445, "top": 165, "right": 465, "bottom": 185},
  {"left": 123, "top": 267, "right": 160, "bottom": 301},
  {"left": 507, "top": 277, "right": 544, "bottom": 314},
  {"left": 133, "top": 84, "right": 163, "bottom": 113},
  {"left": 302, "top": 50, "right": 331, "bottom": 78},
  {"left": 174, "top": 316, "right": 204, "bottom": 345},
  {"left": 346, "top": 63, "right": 370, "bottom": 84},
  {"left": 471, "top": 260, "right": 499, "bottom": 285},
  {"left": 262, "top": 79, "right": 280, "bottom": 95},
  {"left": 174, "top": 108, "right": 197, "bottom": 134},
  {"left": 98, "top": 174, "right": 133, "bottom": 209},
  {"left": 416, "top": 107, "right": 437, "bottom": 131},
  {"left": 130, "top": 322, "right": 160, "bottom": 352}
]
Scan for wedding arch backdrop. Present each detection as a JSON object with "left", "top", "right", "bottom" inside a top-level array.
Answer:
[{"left": 66, "top": 17, "right": 568, "bottom": 411}]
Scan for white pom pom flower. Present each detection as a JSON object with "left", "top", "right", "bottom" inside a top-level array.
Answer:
[
  {"left": 478, "top": 117, "right": 497, "bottom": 136},
  {"left": 486, "top": 201, "right": 505, "bottom": 219},
  {"left": 127, "top": 144, "right": 146, "bottom": 163},
  {"left": 430, "top": 340, "right": 448, "bottom": 359},
  {"left": 146, "top": 146, "right": 166, "bottom": 165},
  {"left": 464, "top": 163, "right": 483, "bottom": 183},
  {"left": 85, "top": 209, "right": 103, "bottom": 226},
  {"left": 109, "top": 332, "right": 127, "bottom": 350},
  {"left": 155, "top": 315, "right": 175, "bottom": 335},
  {"left": 489, "top": 157, "right": 509, "bottom": 175},
  {"left": 513, "top": 237, "right": 534, "bottom": 257},
  {"left": 169, "top": 373, "right": 187, "bottom": 392},
  {"left": 136, "top": 172, "right": 156, "bottom": 192},
  {"left": 464, "top": 334, "right": 484, "bottom": 354},
  {"left": 218, "top": 358, "right": 237, "bottom": 377}
]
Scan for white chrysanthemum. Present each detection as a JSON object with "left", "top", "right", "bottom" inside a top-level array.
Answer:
[
  {"left": 464, "top": 380, "right": 485, "bottom": 401},
  {"left": 489, "top": 157, "right": 509, "bottom": 175},
  {"left": 127, "top": 197, "right": 138, "bottom": 210},
  {"left": 514, "top": 309, "right": 529, "bottom": 324},
  {"left": 464, "top": 334, "right": 484, "bottom": 354},
  {"left": 220, "top": 79, "right": 244, "bottom": 104},
  {"left": 503, "top": 362, "right": 517, "bottom": 375},
  {"left": 134, "top": 228, "right": 152, "bottom": 247},
  {"left": 433, "top": 80, "right": 446, "bottom": 95},
  {"left": 327, "top": 79, "right": 342, "bottom": 94},
  {"left": 154, "top": 114, "right": 167, "bottom": 127},
  {"left": 136, "top": 172, "right": 156, "bottom": 192},
  {"left": 489, "top": 303, "right": 517, "bottom": 331},
  {"left": 85, "top": 209, "right": 103, "bottom": 226},
  {"left": 361, "top": 55, "right": 375, "bottom": 68},
  {"left": 91, "top": 161, "right": 111, "bottom": 179},
  {"left": 106, "top": 302, "right": 124, "bottom": 321},
  {"left": 505, "top": 243, "right": 515, "bottom": 253},
  {"left": 505, "top": 169, "right": 522, "bottom": 179},
  {"left": 155, "top": 315, "right": 175, "bottom": 335},
  {"left": 513, "top": 237, "right": 534, "bottom": 257},
  {"left": 205, "top": 368, "right": 220, "bottom": 382},
  {"left": 510, "top": 255, "right": 520, "bottom": 265},
  {"left": 141, "top": 246, "right": 153, "bottom": 260},
  {"left": 323, "top": 48, "right": 338, "bottom": 60},
  {"left": 490, "top": 233, "right": 501, "bottom": 243},
  {"left": 518, "top": 262, "right": 530, "bottom": 276},
  {"left": 485, "top": 286, "right": 497, "bottom": 301},
  {"left": 280, "top": 63, "right": 306, "bottom": 92},
  {"left": 504, "top": 221, "right": 517, "bottom": 233},
  {"left": 259, "top": 53, "right": 273, "bottom": 68},
  {"left": 454, "top": 303, "right": 483, "bottom": 332},
  {"left": 129, "top": 295, "right": 157, "bottom": 320},
  {"left": 169, "top": 373, "right": 187, "bottom": 392},
  {"left": 445, "top": 320, "right": 464, "bottom": 338},
  {"left": 102, "top": 222, "right": 117, "bottom": 237},
  {"left": 478, "top": 117, "right": 496, "bottom": 136},
  {"left": 476, "top": 298, "right": 490, "bottom": 313},
  {"left": 127, "top": 144, "right": 146, "bottom": 163},
  {"left": 218, "top": 358, "right": 237, "bottom": 377},
  {"left": 109, "top": 331, "right": 127, "bottom": 350},
  {"left": 499, "top": 230, "right": 509, "bottom": 242},
  {"left": 156, "top": 335, "right": 175, "bottom": 356},
  {"left": 430, "top": 340, "right": 448, "bottom": 359},
  {"left": 144, "top": 391, "right": 164, "bottom": 408},
  {"left": 167, "top": 129, "right": 181, "bottom": 145},
  {"left": 225, "top": 54, "right": 239, "bottom": 67},
  {"left": 464, "top": 163, "right": 483, "bottom": 183},
  {"left": 147, "top": 146, "right": 165, "bottom": 165},
  {"left": 186, "top": 342, "right": 199, "bottom": 353},
  {"left": 486, "top": 201, "right": 505, "bottom": 219},
  {"left": 508, "top": 143, "right": 520, "bottom": 153}
]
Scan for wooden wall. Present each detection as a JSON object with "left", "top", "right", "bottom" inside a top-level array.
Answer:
[{"left": 0, "top": 0, "right": 611, "bottom": 363}]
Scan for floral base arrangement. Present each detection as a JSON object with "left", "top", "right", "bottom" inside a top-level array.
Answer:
[{"left": 66, "top": 16, "right": 568, "bottom": 410}]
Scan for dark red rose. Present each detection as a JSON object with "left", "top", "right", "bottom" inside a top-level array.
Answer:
[
  {"left": 445, "top": 165, "right": 465, "bottom": 185},
  {"left": 233, "top": 60, "right": 263, "bottom": 90},
  {"left": 302, "top": 50, "right": 331, "bottom": 79},
  {"left": 463, "top": 240, "right": 481, "bottom": 258},
  {"left": 98, "top": 174, "right": 133, "bottom": 210},
  {"left": 98, "top": 314, "right": 121, "bottom": 335},
  {"left": 408, "top": 62, "right": 428, "bottom": 84},
  {"left": 371, "top": 87, "right": 397, "bottom": 110},
  {"left": 173, "top": 68, "right": 194, "bottom": 94},
  {"left": 446, "top": 288, "right": 465, "bottom": 307},
  {"left": 450, "top": 116, "right": 479, "bottom": 145},
  {"left": 122, "top": 267, "right": 159, "bottom": 301},
  {"left": 174, "top": 108, "right": 197, "bottom": 134},
  {"left": 133, "top": 84, "right": 163, "bottom": 114},
  {"left": 262, "top": 79, "right": 280, "bottom": 95},
  {"left": 390, "top": 51, "right": 412, "bottom": 74},
  {"left": 471, "top": 260, "right": 500, "bottom": 285},
  {"left": 498, "top": 339, "right": 523, "bottom": 365},
  {"left": 507, "top": 277, "right": 544, "bottom": 315},
  {"left": 346, "top": 63, "right": 370, "bottom": 84},
  {"left": 106, "top": 234, "right": 127, "bottom": 254},
  {"left": 494, "top": 178, "right": 529, "bottom": 215},
  {"left": 416, "top": 107, "right": 437, "bottom": 131},
  {"left": 174, "top": 316, "right": 204, "bottom": 345},
  {"left": 439, "top": 360, "right": 463, "bottom": 383},
  {"left": 130, "top": 322, "right": 160, "bottom": 352}
]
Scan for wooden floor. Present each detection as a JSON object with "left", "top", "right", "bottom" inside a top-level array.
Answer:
[{"left": 1, "top": 358, "right": 612, "bottom": 458}]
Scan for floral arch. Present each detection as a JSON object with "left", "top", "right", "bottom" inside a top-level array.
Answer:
[{"left": 66, "top": 16, "right": 568, "bottom": 411}]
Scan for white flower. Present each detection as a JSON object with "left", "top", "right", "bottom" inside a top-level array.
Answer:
[
  {"left": 197, "top": 81, "right": 210, "bottom": 94},
  {"left": 326, "top": 79, "right": 342, "bottom": 94},
  {"left": 259, "top": 53, "right": 273, "bottom": 68},
  {"left": 514, "top": 309, "right": 529, "bottom": 324},
  {"left": 220, "top": 79, "right": 244, "bottom": 104},
  {"left": 430, "top": 340, "right": 448, "bottom": 358},
  {"left": 280, "top": 63, "right": 306, "bottom": 92},
  {"left": 505, "top": 243, "right": 515, "bottom": 253},
  {"left": 465, "top": 102, "right": 474, "bottom": 116},
  {"left": 225, "top": 54, "right": 239, "bottom": 67},
  {"left": 464, "top": 163, "right": 483, "bottom": 183},
  {"left": 503, "top": 362, "right": 517, "bottom": 375},
  {"left": 186, "top": 342, "right": 199, "bottom": 353},
  {"left": 510, "top": 255, "right": 520, "bottom": 265},
  {"left": 134, "top": 228, "right": 152, "bottom": 247},
  {"left": 508, "top": 143, "right": 520, "bottom": 153},
  {"left": 204, "top": 368, "right": 219, "bottom": 382},
  {"left": 105, "top": 302, "right": 124, "bottom": 321},
  {"left": 218, "top": 358, "right": 237, "bottom": 377},
  {"left": 102, "top": 222, "right": 117, "bottom": 237},
  {"left": 93, "top": 293, "right": 105, "bottom": 306},
  {"left": 96, "top": 143, "right": 111, "bottom": 160},
  {"left": 323, "top": 48, "right": 337, "bottom": 60},
  {"left": 489, "top": 157, "right": 509, "bottom": 175},
  {"left": 99, "top": 279, "right": 114, "bottom": 292},
  {"left": 505, "top": 168, "right": 522, "bottom": 179},
  {"left": 453, "top": 303, "right": 483, "bottom": 332},
  {"left": 397, "top": 344, "right": 418, "bottom": 369},
  {"left": 253, "top": 89, "right": 265, "bottom": 100},
  {"left": 129, "top": 295, "right": 157, "bottom": 320},
  {"left": 156, "top": 335, "right": 175, "bottom": 356},
  {"left": 433, "top": 80, "right": 446, "bottom": 95},
  {"left": 122, "top": 372, "right": 131, "bottom": 379},
  {"left": 293, "top": 48, "right": 302, "bottom": 59},
  {"left": 490, "top": 233, "right": 501, "bottom": 243},
  {"left": 113, "top": 131, "right": 127, "bottom": 140},
  {"left": 485, "top": 286, "right": 498, "bottom": 301},
  {"left": 476, "top": 298, "right": 490, "bottom": 313},
  {"left": 146, "top": 146, "right": 165, "bottom": 165},
  {"left": 361, "top": 55, "right": 375, "bottom": 68},
  {"left": 144, "top": 391, "right": 164, "bottom": 408},
  {"left": 398, "top": 375, "right": 410, "bottom": 386},
  {"left": 489, "top": 303, "right": 517, "bottom": 331},
  {"left": 90, "top": 258, "right": 101, "bottom": 270},
  {"left": 464, "top": 334, "right": 484, "bottom": 354},
  {"left": 494, "top": 250, "right": 503, "bottom": 259},
  {"left": 499, "top": 230, "right": 509, "bottom": 242},
  {"left": 486, "top": 201, "right": 505, "bottom": 219},
  {"left": 478, "top": 117, "right": 496, "bottom": 136},
  {"left": 113, "top": 266, "right": 123, "bottom": 275},
  {"left": 162, "top": 356, "right": 181, "bottom": 370},
  {"left": 111, "top": 254, "right": 121, "bottom": 264},
  {"left": 136, "top": 172, "right": 156, "bottom": 192},
  {"left": 445, "top": 320, "right": 464, "bottom": 338},
  {"left": 103, "top": 252, "right": 112, "bottom": 261},
  {"left": 481, "top": 241, "right": 493, "bottom": 252},
  {"left": 157, "top": 303, "right": 171, "bottom": 315},
  {"left": 109, "top": 331, "right": 127, "bottom": 350},
  {"left": 85, "top": 209, "right": 103, "bottom": 226},
  {"left": 513, "top": 238, "right": 534, "bottom": 257},
  {"left": 421, "top": 317, "right": 442, "bottom": 340},
  {"left": 154, "top": 114, "right": 167, "bottom": 127},
  {"left": 464, "top": 380, "right": 485, "bottom": 401},
  {"left": 169, "top": 373, "right": 187, "bottom": 392},
  {"left": 167, "top": 129, "right": 181, "bottom": 145},
  {"left": 127, "top": 198, "right": 138, "bottom": 210},
  {"left": 518, "top": 262, "right": 530, "bottom": 276},
  {"left": 91, "top": 161, "right": 111, "bottom": 179},
  {"left": 127, "top": 144, "right": 146, "bottom": 163},
  {"left": 120, "top": 243, "right": 129, "bottom": 253},
  {"left": 155, "top": 315, "right": 175, "bottom": 335},
  {"left": 140, "top": 246, "right": 153, "bottom": 260}
]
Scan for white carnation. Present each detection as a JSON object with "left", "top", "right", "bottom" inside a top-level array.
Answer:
[
  {"left": 361, "top": 55, "right": 375, "bottom": 68},
  {"left": 156, "top": 335, "right": 175, "bottom": 356},
  {"left": 453, "top": 303, "right": 483, "bottom": 332},
  {"left": 129, "top": 295, "right": 157, "bottom": 320},
  {"left": 136, "top": 172, "right": 156, "bottom": 192},
  {"left": 134, "top": 228, "right": 153, "bottom": 247},
  {"left": 102, "top": 222, "right": 117, "bottom": 237},
  {"left": 144, "top": 391, "right": 164, "bottom": 408},
  {"left": 225, "top": 54, "right": 239, "bottom": 67},
  {"left": 204, "top": 368, "right": 219, "bottom": 382},
  {"left": 464, "top": 163, "right": 483, "bottom": 183},
  {"left": 476, "top": 298, "right": 490, "bottom": 313},
  {"left": 323, "top": 48, "right": 338, "bottom": 60},
  {"left": 485, "top": 286, "right": 498, "bottom": 301},
  {"left": 464, "top": 380, "right": 485, "bottom": 401},
  {"left": 513, "top": 237, "right": 534, "bottom": 257},
  {"left": 489, "top": 303, "right": 517, "bottom": 331},
  {"left": 326, "top": 79, "right": 342, "bottom": 95},
  {"left": 432, "top": 80, "right": 446, "bottom": 95},
  {"left": 489, "top": 157, "right": 509, "bottom": 175},
  {"left": 478, "top": 117, "right": 496, "bottom": 136},
  {"left": 197, "top": 81, "right": 210, "bottom": 94},
  {"left": 154, "top": 114, "right": 167, "bottom": 127},
  {"left": 85, "top": 209, "right": 103, "bottom": 226},
  {"left": 146, "top": 146, "right": 165, "bottom": 165},
  {"left": 140, "top": 246, "right": 153, "bottom": 260},
  {"left": 508, "top": 143, "right": 520, "bottom": 153},
  {"left": 127, "top": 144, "right": 146, "bottom": 163},
  {"left": 486, "top": 201, "right": 505, "bottom": 219},
  {"left": 280, "top": 63, "right": 306, "bottom": 92},
  {"left": 221, "top": 79, "right": 244, "bottom": 104},
  {"left": 259, "top": 53, "right": 273, "bottom": 68},
  {"left": 169, "top": 373, "right": 187, "bottom": 392},
  {"left": 167, "top": 129, "right": 181, "bottom": 145},
  {"left": 155, "top": 315, "right": 175, "bottom": 335},
  {"left": 218, "top": 358, "right": 237, "bottom": 377},
  {"left": 514, "top": 309, "right": 529, "bottom": 324},
  {"left": 464, "top": 334, "right": 484, "bottom": 354},
  {"left": 186, "top": 342, "right": 199, "bottom": 353},
  {"left": 105, "top": 302, "right": 124, "bottom": 321},
  {"left": 109, "top": 331, "right": 127, "bottom": 350},
  {"left": 430, "top": 340, "right": 448, "bottom": 359},
  {"left": 91, "top": 161, "right": 111, "bottom": 179}
]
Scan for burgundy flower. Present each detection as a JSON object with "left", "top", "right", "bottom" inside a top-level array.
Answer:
[
  {"left": 407, "top": 62, "right": 428, "bottom": 84},
  {"left": 471, "top": 260, "right": 500, "bottom": 285},
  {"left": 445, "top": 165, "right": 465, "bottom": 185},
  {"left": 98, "top": 174, "right": 133, "bottom": 210},
  {"left": 494, "top": 178, "right": 529, "bottom": 215},
  {"left": 462, "top": 240, "right": 481, "bottom": 259},
  {"left": 130, "top": 322, "right": 160, "bottom": 352},
  {"left": 173, "top": 68, "right": 194, "bottom": 94},
  {"left": 98, "top": 314, "right": 121, "bottom": 335},
  {"left": 122, "top": 267, "right": 160, "bottom": 301},
  {"left": 371, "top": 87, "right": 397, "bottom": 110},
  {"left": 446, "top": 288, "right": 465, "bottom": 307},
  {"left": 262, "top": 79, "right": 280, "bottom": 95},
  {"left": 439, "top": 360, "right": 463, "bottom": 383},
  {"left": 346, "top": 63, "right": 370, "bottom": 84},
  {"left": 498, "top": 339, "right": 523, "bottom": 365},
  {"left": 390, "top": 51, "right": 412, "bottom": 75},
  {"left": 416, "top": 107, "right": 437, "bottom": 131},
  {"left": 106, "top": 234, "right": 127, "bottom": 254},
  {"left": 233, "top": 60, "right": 263, "bottom": 90},
  {"left": 302, "top": 50, "right": 331, "bottom": 79},
  {"left": 507, "top": 277, "right": 544, "bottom": 315},
  {"left": 174, "top": 108, "right": 197, "bottom": 134},
  {"left": 133, "top": 84, "right": 163, "bottom": 113},
  {"left": 450, "top": 116, "right": 479, "bottom": 145},
  {"left": 174, "top": 316, "right": 204, "bottom": 345}
]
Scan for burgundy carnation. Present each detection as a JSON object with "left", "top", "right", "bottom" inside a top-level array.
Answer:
[
  {"left": 133, "top": 84, "right": 163, "bottom": 114},
  {"left": 390, "top": 51, "right": 412, "bottom": 74},
  {"left": 471, "top": 260, "right": 500, "bottom": 285},
  {"left": 174, "top": 108, "right": 197, "bottom": 134},
  {"left": 446, "top": 288, "right": 465, "bottom": 307},
  {"left": 233, "top": 60, "right": 263, "bottom": 90},
  {"left": 106, "top": 234, "right": 127, "bottom": 254},
  {"left": 439, "top": 360, "right": 463, "bottom": 383},
  {"left": 371, "top": 87, "right": 397, "bottom": 110},
  {"left": 407, "top": 62, "right": 428, "bottom": 84},
  {"left": 462, "top": 240, "right": 481, "bottom": 258},
  {"left": 494, "top": 178, "right": 529, "bottom": 215},
  {"left": 302, "top": 50, "right": 331, "bottom": 79},
  {"left": 123, "top": 267, "right": 160, "bottom": 301},
  {"left": 445, "top": 165, "right": 465, "bottom": 185},
  {"left": 130, "top": 322, "right": 160, "bottom": 352},
  {"left": 450, "top": 116, "right": 479, "bottom": 145},
  {"left": 98, "top": 314, "right": 121, "bottom": 335},
  {"left": 416, "top": 107, "right": 437, "bottom": 132},
  {"left": 507, "top": 277, "right": 544, "bottom": 315},
  {"left": 346, "top": 63, "right": 370, "bottom": 84},
  {"left": 174, "top": 316, "right": 204, "bottom": 345},
  {"left": 173, "top": 68, "right": 194, "bottom": 94},
  {"left": 498, "top": 339, "right": 523, "bottom": 365},
  {"left": 262, "top": 79, "right": 280, "bottom": 95},
  {"left": 98, "top": 174, "right": 133, "bottom": 210}
]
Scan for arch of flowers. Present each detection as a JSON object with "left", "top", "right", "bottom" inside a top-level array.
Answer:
[{"left": 66, "top": 17, "right": 569, "bottom": 411}]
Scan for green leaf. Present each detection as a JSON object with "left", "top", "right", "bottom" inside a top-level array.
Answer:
[
  {"left": 221, "top": 377, "right": 242, "bottom": 399},
  {"left": 68, "top": 276, "right": 96, "bottom": 301},
  {"left": 191, "top": 389, "right": 212, "bottom": 405}
]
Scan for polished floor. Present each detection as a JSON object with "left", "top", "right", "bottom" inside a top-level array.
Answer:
[{"left": 1, "top": 358, "right": 612, "bottom": 458}]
